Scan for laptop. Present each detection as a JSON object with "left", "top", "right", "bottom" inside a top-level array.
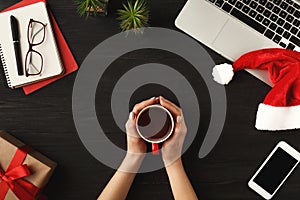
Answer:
[{"left": 175, "top": 0, "right": 300, "bottom": 86}]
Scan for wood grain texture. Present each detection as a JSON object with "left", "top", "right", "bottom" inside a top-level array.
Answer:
[{"left": 0, "top": 0, "right": 300, "bottom": 199}]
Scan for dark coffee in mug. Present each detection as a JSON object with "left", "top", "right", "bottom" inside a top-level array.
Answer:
[{"left": 137, "top": 105, "right": 174, "bottom": 142}]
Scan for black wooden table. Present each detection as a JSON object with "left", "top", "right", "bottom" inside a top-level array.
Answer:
[{"left": 1, "top": 0, "right": 300, "bottom": 199}]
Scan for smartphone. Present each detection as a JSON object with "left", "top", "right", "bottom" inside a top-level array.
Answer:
[{"left": 248, "top": 141, "right": 300, "bottom": 199}]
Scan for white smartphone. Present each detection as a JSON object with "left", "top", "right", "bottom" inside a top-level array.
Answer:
[{"left": 248, "top": 141, "right": 300, "bottom": 199}]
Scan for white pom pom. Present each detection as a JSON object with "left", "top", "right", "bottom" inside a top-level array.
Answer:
[{"left": 212, "top": 63, "right": 234, "bottom": 85}]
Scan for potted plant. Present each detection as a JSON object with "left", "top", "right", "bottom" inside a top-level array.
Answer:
[
  {"left": 117, "top": 0, "right": 150, "bottom": 33},
  {"left": 75, "top": 0, "right": 109, "bottom": 17}
]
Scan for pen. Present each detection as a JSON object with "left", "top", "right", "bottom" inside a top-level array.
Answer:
[{"left": 10, "top": 15, "right": 23, "bottom": 76}]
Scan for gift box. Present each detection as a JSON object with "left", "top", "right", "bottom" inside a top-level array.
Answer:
[{"left": 0, "top": 131, "right": 57, "bottom": 200}]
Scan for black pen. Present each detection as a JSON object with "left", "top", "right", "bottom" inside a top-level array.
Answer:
[{"left": 10, "top": 15, "right": 23, "bottom": 76}]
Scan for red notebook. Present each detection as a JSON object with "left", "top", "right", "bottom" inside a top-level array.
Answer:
[{"left": 2, "top": 0, "right": 78, "bottom": 95}]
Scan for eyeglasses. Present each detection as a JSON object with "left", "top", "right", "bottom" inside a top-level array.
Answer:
[{"left": 25, "top": 19, "right": 47, "bottom": 77}]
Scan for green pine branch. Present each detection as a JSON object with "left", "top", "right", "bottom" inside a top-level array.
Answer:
[{"left": 75, "top": 0, "right": 108, "bottom": 18}]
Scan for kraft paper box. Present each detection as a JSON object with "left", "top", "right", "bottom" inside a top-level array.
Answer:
[{"left": 0, "top": 131, "right": 57, "bottom": 200}]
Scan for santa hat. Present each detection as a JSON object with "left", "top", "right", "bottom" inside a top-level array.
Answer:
[{"left": 212, "top": 48, "right": 300, "bottom": 131}]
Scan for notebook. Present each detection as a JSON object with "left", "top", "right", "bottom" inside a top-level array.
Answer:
[
  {"left": 3, "top": 0, "right": 79, "bottom": 95},
  {"left": 0, "top": 1, "right": 64, "bottom": 89}
]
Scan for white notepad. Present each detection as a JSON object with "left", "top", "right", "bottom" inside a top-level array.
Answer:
[{"left": 0, "top": 2, "right": 64, "bottom": 89}]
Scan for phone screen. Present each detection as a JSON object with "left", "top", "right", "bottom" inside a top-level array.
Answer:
[{"left": 253, "top": 147, "right": 298, "bottom": 194}]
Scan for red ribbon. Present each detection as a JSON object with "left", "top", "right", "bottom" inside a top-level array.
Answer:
[{"left": 0, "top": 146, "right": 41, "bottom": 200}]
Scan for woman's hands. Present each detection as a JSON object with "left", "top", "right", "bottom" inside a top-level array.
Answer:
[
  {"left": 125, "top": 96, "right": 187, "bottom": 167},
  {"left": 126, "top": 96, "right": 187, "bottom": 165},
  {"left": 99, "top": 97, "right": 196, "bottom": 200},
  {"left": 159, "top": 96, "right": 187, "bottom": 166}
]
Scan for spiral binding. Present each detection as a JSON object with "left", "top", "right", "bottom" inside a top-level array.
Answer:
[{"left": 0, "top": 44, "right": 12, "bottom": 88}]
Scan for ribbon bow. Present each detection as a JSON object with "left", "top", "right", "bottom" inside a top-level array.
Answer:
[{"left": 0, "top": 146, "right": 40, "bottom": 200}]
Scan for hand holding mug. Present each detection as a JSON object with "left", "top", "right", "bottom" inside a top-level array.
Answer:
[
  {"left": 127, "top": 96, "right": 187, "bottom": 166},
  {"left": 121, "top": 97, "right": 158, "bottom": 173},
  {"left": 159, "top": 96, "right": 187, "bottom": 166},
  {"left": 125, "top": 97, "right": 158, "bottom": 154}
]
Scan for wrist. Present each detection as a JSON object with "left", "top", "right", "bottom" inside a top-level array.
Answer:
[
  {"left": 165, "top": 158, "right": 183, "bottom": 171},
  {"left": 162, "top": 152, "right": 182, "bottom": 167},
  {"left": 118, "top": 152, "right": 145, "bottom": 173}
]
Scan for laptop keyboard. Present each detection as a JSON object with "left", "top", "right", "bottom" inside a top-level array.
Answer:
[{"left": 206, "top": 0, "right": 300, "bottom": 50}]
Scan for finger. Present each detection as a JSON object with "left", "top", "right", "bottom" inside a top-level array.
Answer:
[
  {"left": 155, "top": 97, "right": 160, "bottom": 104},
  {"left": 125, "top": 112, "right": 140, "bottom": 138},
  {"left": 159, "top": 97, "right": 182, "bottom": 117},
  {"left": 174, "top": 116, "right": 183, "bottom": 132},
  {"left": 160, "top": 96, "right": 181, "bottom": 112},
  {"left": 176, "top": 115, "right": 187, "bottom": 131},
  {"left": 132, "top": 97, "right": 157, "bottom": 114},
  {"left": 160, "top": 96, "right": 182, "bottom": 115},
  {"left": 173, "top": 116, "right": 186, "bottom": 135}
]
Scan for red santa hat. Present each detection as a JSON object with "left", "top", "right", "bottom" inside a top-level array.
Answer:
[{"left": 212, "top": 48, "right": 300, "bottom": 131}]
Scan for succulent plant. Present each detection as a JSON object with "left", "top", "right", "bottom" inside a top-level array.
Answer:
[{"left": 117, "top": 0, "right": 150, "bottom": 32}]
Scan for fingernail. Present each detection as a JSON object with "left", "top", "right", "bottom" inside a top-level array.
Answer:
[
  {"left": 129, "top": 112, "right": 134, "bottom": 120},
  {"left": 177, "top": 116, "right": 182, "bottom": 123},
  {"left": 151, "top": 97, "right": 155, "bottom": 100}
]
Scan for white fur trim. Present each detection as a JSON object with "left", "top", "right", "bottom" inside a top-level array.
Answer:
[
  {"left": 255, "top": 103, "right": 300, "bottom": 131},
  {"left": 212, "top": 63, "right": 234, "bottom": 85}
]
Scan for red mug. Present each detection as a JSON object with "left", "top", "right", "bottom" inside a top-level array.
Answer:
[{"left": 136, "top": 105, "right": 174, "bottom": 155}]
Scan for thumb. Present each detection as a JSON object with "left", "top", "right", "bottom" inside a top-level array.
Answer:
[{"left": 126, "top": 112, "right": 140, "bottom": 138}]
